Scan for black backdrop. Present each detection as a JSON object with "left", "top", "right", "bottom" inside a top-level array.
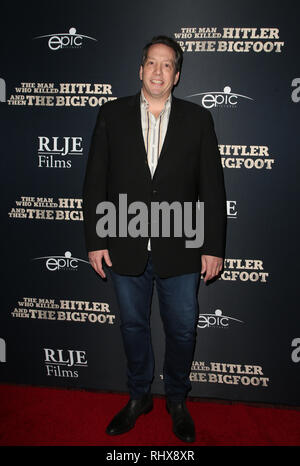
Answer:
[{"left": 1, "top": 0, "right": 300, "bottom": 406}]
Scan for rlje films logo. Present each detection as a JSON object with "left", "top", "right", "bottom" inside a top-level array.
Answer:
[
  {"left": 37, "top": 136, "right": 84, "bottom": 169},
  {"left": 198, "top": 309, "right": 244, "bottom": 329},
  {"left": 227, "top": 200, "right": 237, "bottom": 219},
  {"left": 44, "top": 348, "right": 87, "bottom": 378},
  {"left": 32, "top": 251, "right": 89, "bottom": 271},
  {"left": 186, "top": 86, "right": 253, "bottom": 109},
  {"left": 34, "top": 27, "right": 97, "bottom": 50}
]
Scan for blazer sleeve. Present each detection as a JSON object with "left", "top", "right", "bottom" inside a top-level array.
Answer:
[
  {"left": 198, "top": 110, "right": 227, "bottom": 258},
  {"left": 82, "top": 107, "right": 109, "bottom": 252}
]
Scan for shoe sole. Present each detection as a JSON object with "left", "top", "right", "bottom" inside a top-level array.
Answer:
[{"left": 172, "top": 430, "right": 195, "bottom": 443}]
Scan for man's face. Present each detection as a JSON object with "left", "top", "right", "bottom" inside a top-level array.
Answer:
[{"left": 139, "top": 43, "right": 180, "bottom": 101}]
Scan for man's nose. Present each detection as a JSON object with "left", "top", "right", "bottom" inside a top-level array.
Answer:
[{"left": 154, "top": 63, "right": 162, "bottom": 74}]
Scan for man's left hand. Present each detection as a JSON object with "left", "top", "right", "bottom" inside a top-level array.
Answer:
[{"left": 201, "top": 255, "right": 223, "bottom": 283}]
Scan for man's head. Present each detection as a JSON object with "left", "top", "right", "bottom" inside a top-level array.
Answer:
[
  {"left": 141, "top": 36, "right": 183, "bottom": 74},
  {"left": 139, "top": 36, "right": 183, "bottom": 102}
]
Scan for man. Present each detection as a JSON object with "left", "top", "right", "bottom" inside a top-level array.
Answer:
[{"left": 83, "top": 36, "right": 226, "bottom": 443}]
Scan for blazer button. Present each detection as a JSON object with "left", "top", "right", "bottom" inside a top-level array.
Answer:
[{"left": 152, "top": 189, "right": 158, "bottom": 195}]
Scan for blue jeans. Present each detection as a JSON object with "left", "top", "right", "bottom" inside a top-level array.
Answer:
[{"left": 109, "top": 253, "right": 200, "bottom": 401}]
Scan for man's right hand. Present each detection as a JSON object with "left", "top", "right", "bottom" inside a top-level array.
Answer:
[{"left": 88, "top": 249, "right": 112, "bottom": 279}]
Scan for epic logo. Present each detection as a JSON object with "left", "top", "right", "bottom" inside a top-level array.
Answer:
[
  {"left": 45, "top": 253, "right": 79, "bottom": 271},
  {"left": 32, "top": 251, "right": 89, "bottom": 271},
  {"left": 198, "top": 309, "right": 243, "bottom": 329},
  {"left": 187, "top": 86, "right": 253, "bottom": 109},
  {"left": 34, "top": 27, "right": 97, "bottom": 51}
]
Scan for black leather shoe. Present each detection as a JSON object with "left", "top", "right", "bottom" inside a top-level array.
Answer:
[
  {"left": 106, "top": 394, "right": 153, "bottom": 435},
  {"left": 166, "top": 400, "right": 195, "bottom": 443}
]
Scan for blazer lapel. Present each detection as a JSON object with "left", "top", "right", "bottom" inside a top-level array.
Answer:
[{"left": 129, "top": 92, "right": 152, "bottom": 181}]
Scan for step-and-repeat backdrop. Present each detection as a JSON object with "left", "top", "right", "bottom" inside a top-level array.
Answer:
[{"left": 1, "top": 0, "right": 299, "bottom": 406}]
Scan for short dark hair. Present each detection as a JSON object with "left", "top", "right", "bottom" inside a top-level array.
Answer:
[{"left": 141, "top": 35, "right": 183, "bottom": 74}]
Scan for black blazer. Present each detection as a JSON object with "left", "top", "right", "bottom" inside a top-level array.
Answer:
[{"left": 82, "top": 92, "right": 226, "bottom": 278}]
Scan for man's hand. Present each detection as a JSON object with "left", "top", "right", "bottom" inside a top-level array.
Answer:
[
  {"left": 88, "top": 249, "right": 112, "bottom": 278},
  {"left": 201, "top": 254, "right": 223, "bottom": 283}
]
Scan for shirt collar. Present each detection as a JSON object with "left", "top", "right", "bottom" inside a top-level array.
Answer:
[{"left": 140, "top": 89, "right": 172, "bottom": 112}]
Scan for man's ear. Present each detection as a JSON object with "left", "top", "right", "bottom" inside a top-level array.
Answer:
[
  {"left": 174, "top": 71, "right": 180, "bottom": 86},
  {"left": 139, "top": 65, "right": 143, "bottom": 81}
]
